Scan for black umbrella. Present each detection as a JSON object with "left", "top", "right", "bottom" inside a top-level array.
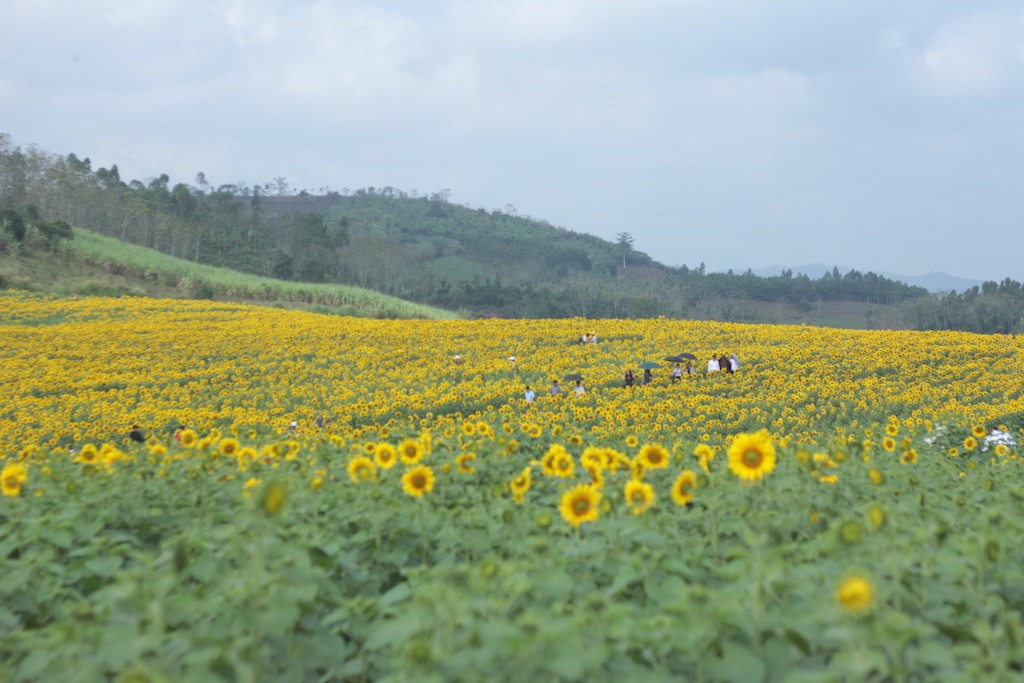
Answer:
[
  {"left": 563, "top": 373, "right": 584, "bottom": 382},
  {"left": 664, "top": 355, "right": 686, "bottom": 363},
  {"left": 678, "top": 352, "right": 697, "bottom": 360},
  {"left": 638, "top": 361, "right": 661, "bottom": 370}
]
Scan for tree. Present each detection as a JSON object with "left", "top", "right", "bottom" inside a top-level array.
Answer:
[
  {"left": 0, "top": 207, "right": 26, "bottom": 242},
  {"left": 616, "top": 232, "right": 634, "bottom": 269}
]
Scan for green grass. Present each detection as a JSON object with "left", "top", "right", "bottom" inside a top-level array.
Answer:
[{"left": 62, "top": 228, "right": 461, "bottom": 319}]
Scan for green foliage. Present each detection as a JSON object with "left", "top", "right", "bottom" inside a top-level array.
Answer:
[
  {"left": 68, "top": 228, "right": 458, "bottom": 319},
  {"left": 3, "top": 441, "right": 1024, "bottom": 680},
  {"left": 1, "top": 207, "right": 26, "bottom": 242},
  {"left": 4, "top": 134, "right": 1021, "bottom": 328}
]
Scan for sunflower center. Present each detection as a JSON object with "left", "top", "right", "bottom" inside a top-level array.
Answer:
[
  {"left": 412, "top": 474, "right": 426, "bottom": 488},
  {"left": 742, "top": 449, "right": 763, "bottom": 467},
  {"left": 572, "top": 498, "right": 590, "bottom": 514}
]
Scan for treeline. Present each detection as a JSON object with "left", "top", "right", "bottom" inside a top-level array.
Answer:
[
  {"left": 903, "top": 280, "right": 1024, "bottom": 334},
  {"left": 3, "top": 134, "right": 1022, "bottom": 331}
]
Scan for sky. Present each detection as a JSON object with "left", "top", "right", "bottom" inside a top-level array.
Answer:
[{"left": 2, "top": 0, "right": 1024, "bottom": 282}]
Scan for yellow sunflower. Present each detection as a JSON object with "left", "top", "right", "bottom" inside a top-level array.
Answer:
[
  {"left": 972, "top": 424, "right": 987, "bottom": 438},
  {"left": 261, "top": 482, "right": 287, "bottom": 515},
  {"left": 881, "top": 437, "right": 896, "bottom": 452},
  {"left": 835, "top": 575, "right": 875, "bottom": 613},
  {"left": 726, "top": 430, "right": 777, "bottom": 482},
  {"left": 74, "top": 443, "right": 100, "bottom": 465},
  {"left": 580, "top": 447, "right": 605, "bottom": 470},
  {"left": 636, "top": 443, "right": 670, "bottom": 470},
  {"left": 374, "top": 443, "right": 398, "bottom": 469},
  {"left": 541, "top": 444, "right": 573, "bottom": 478},
  {"left": 559, "top": 484, "right": 601, "bottom": 527},
  {"left": 671, "top": 470, "right": 697, "bottom": 506},
  {"left": 219, "top": 438, "right": 240, "bottom": 457},
  {"left": 397, "top": 439, "right": 423, "bottom": 465},
  {"left": 2, "top": 462, "right": 28, "bottom": 497},
  {"left": 963, "top": 436, "right": 977, "bottom": 452},
  {"left": 624, "top": 480, "right": 655, "bottom": 516},
  {"left": 509, "top": 467, "right": 532, "bottom": 502},
  {"left": 693, "top": 443, "right": 715, "bottom": 460},
  {"left": 455, "top": 452, "right": 477, "bottom": 474},
  {"left": 401, "top": 465, "right": 436, "bottom": 498},
  {"left": 347, "top": 456, "right": 377, "bottom": 483},
  {"left": 179, "top": 429, "right": 198, "bottom": 448}
]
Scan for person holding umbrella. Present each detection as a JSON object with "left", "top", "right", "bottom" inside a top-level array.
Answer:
[{"left": 638, "top": 361, "right": 659, "bottom": 386}]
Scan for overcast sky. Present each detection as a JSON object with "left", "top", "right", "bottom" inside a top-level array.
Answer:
[{"left": 3, "top": 1, "right": 1023, "bottom": 282}]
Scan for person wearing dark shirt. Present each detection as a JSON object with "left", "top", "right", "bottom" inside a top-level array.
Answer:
[{"left": 129, "top": 424, "right": 145, "bottom": 444}]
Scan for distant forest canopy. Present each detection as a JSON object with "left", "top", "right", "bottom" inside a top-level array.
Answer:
[{"left": 1, "top": 134, "right": 1022, "bottom": 332}]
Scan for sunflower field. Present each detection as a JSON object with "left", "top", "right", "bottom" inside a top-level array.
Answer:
[{"left": 2, "top": 291, "right": 1024, "bottom": 682}]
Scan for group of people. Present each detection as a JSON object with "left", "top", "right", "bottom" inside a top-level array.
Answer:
[
  {"left": 623, "top": 368, "right": 656, "bottom": 387},
  {"left": 524, "top": 379, "right": 585, "bottom": 402},
  {"left": 707, "top": 353, "right": 740, "bottom": 374},
  {"left": 578, "top": 333, "right": 598, "bottom": 344},
  {"left": 622, "top": 353, "right": 740, "bottom": 387}
]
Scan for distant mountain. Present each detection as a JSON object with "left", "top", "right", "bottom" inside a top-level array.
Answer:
[
  {"left": 751, "top": 264, "right": 982, "bottom": 294},
  {"left": 880, "top": 272, "right": 983, "bottom": 294}
]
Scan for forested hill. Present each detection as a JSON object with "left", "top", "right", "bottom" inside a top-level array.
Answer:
[
  {"left": 2, "top": 135, "right": 1023, "bottom": 331},
  {"left": 259, "top": 189, "right": 656, "bottom": 289}
]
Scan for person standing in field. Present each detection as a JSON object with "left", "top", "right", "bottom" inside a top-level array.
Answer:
[
  {"left": 524, "top": 386, "right": 536, "bottom": 403},
  {"left": 548, "top": 380, "right": 562, "bottom": 396},
  {"left": 672, "top": 363, "right": 683, "bottom": 383},
  {"left": 624, "top": 369, "right": 635, "bottom": 387},
  {"left": 128, "top": 424, "right": 145, "bottom": 444}
]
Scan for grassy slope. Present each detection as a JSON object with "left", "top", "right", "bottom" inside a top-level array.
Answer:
[{"left": 0, "top": 229, "right": 460, "bottom": 320}]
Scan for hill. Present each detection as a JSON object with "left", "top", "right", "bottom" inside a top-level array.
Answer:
[
  {"left": 753, "top": 264, "right": 983, "bottom": 294},
  {"left": 2, "top": 134, "right": 1023, "bottom": 332},
  {"left": 0, "top": 227, "right": 459, "bottom": 320}
]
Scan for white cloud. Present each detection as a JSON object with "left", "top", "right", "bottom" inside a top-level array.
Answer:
[{"left": 917, "top": 14, "right": 1024, "bottom": 96}]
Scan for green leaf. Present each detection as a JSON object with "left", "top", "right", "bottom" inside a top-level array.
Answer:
[
  {"left": 379, "top": 581, "right": 411, "bottom": 607},
  {"left": 705, "top": 640, "right": 766, "bottom": 683},
  {"left": 364, "top": 614, "right": 424, "bottom": 651},
  {"left": 85, "top": 556, "right": 123, "bottom": 577}
]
